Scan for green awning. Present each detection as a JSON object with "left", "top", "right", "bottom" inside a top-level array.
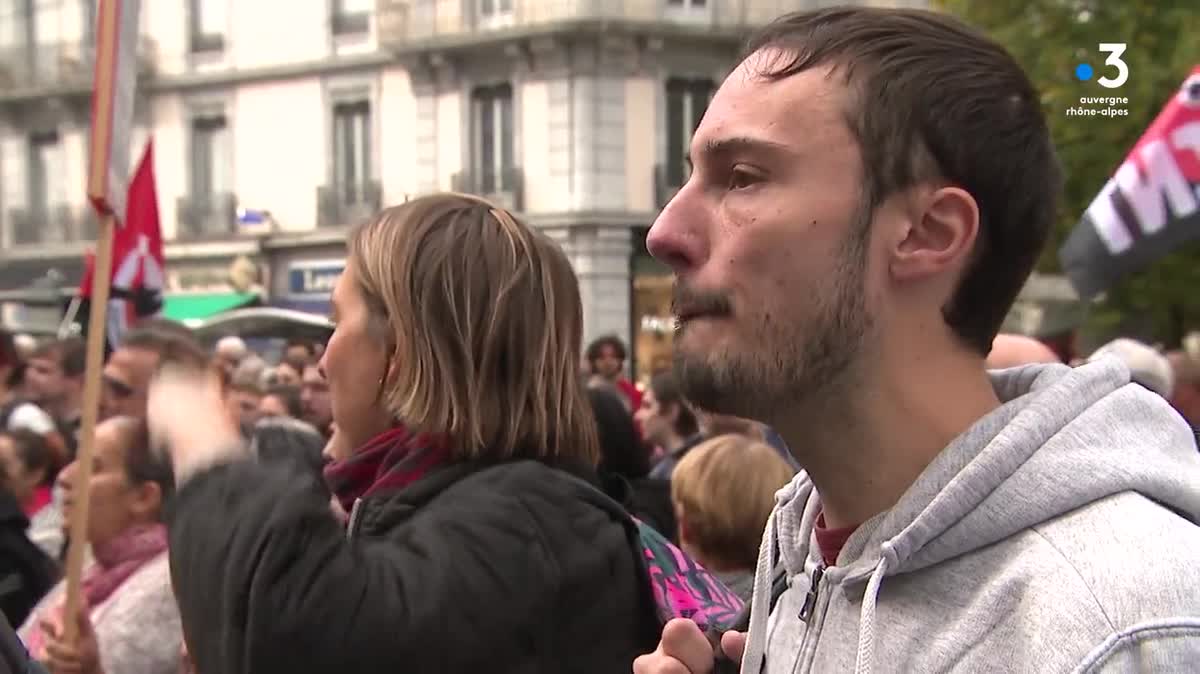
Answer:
[{"left": 161, "top": 292, "right": 259, "bottom": 321}]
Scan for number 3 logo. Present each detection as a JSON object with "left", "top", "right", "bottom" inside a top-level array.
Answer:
[{"left": 1097, "top": 43, "right": 1129, "bottom": 89}]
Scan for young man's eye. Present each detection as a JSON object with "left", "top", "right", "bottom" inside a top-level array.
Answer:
[{"left": 728, "top": 166, "right": 763, "bottom": 190}]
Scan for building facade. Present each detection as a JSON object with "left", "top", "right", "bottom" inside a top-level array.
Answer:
[{"left": 0, "top": 0, "right": 923, "bottom": 378}]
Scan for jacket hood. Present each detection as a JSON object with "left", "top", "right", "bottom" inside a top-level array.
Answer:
[{"left": 741, "top": 357, "right": 1200, "bottom": 674}]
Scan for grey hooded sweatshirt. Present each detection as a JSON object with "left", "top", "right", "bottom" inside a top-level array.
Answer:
[{"left": 741, "top": 358, "right": 1200, "bottom": 674}]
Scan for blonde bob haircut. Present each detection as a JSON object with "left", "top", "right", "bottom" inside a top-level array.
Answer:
[
  {"left": 347, "top": 192, "right": 599, "bottom": 465},
  {"left": 672, "top": 434, "right": 796, "bottom": 569}
]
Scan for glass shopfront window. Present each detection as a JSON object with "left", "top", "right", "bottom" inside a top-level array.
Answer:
[{"left": 630, "top": 227, "right": 674, "bottom": 385}]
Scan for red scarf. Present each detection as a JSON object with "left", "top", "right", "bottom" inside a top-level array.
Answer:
[{"left": 323, "top": 425, "right": 451, "bottom": 515}]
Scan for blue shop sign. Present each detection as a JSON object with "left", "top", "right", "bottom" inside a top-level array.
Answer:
[{"left": 288, "top": 261, "right": 344, "bottom": 296}]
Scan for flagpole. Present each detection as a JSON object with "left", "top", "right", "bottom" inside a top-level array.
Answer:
[
  {"left": 60, "top": 218, "right": 114, "bottom": 644},
  {"left": 61, "top": 0, "right": 128, "bottom": 643}
]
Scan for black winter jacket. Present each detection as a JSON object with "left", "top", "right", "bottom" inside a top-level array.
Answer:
[
  {"left": 167, "top": 457, "right": 661, "bottom": 674},
  {"left": 0, "top": 611, "right": 45, "bottom": 674},
  {"left": 0, "top": 491, "right": 56, "bottom": 628}
]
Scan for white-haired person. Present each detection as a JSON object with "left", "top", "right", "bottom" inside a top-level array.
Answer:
[{"left": 212, "top": 336, "right": 248, "bottom": 379}]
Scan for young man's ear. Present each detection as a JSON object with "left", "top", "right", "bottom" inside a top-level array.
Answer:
[{"left": 889, "top": 185, "right": 979, "bottom": 284}]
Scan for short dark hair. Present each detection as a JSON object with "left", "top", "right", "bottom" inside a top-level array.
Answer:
[
  {"left": 743, "top": 7, "right": 1061, "bottom": 354},
  {"left": 0, "top": 329, "right": 21, "bottom": 389},
  {"left": 586, "top": 335, "right": 627, "bottom": 364},
  {"left": 587, "top": 387, "right": 651, "bottom": 479},
  {"left": 121, "top": 326, "right": 209, "bottom": 371},
  {"left": 132, "top": 318, "right": 195, "bottom": 344},
  {"left": 265, "top": 385, "right": 303, "bottom": 419},
  {"left": 648, "top": 372, "right": 699, "bottom": 438},
  {"left": 0, "top": 328, "right": 16, "bottom": 371},
  {"left": 0, "top": 428, "right": 58, "bottom": 486},
  {"left": 31, "top": 337, "right": 87, "bottom": 378}
]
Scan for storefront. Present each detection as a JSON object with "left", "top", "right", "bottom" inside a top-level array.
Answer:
[
  {"left": 160, "top": 245, "right": 266, "bottom": 324},
  {"left": 263, "top": 231, "right": 348, "bottom": 315},
  {"left": 629, "top": 227, "right": 674, "bottom": 385},
  {"left": 273, "top": 257, "right": 344, "bottom": 315},
  {"left": 161, "top": 292, "right": 261, "bottom": 324}
]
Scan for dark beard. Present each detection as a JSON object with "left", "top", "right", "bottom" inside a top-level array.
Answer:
[{"left": 674, "top": 217, "right": 871, "bottom": 420}]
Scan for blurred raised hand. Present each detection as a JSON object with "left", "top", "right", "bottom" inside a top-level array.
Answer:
[{"left": 148, "top": 365, "right": 243, "bottom": 484}]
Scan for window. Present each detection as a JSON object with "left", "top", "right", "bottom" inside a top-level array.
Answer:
[
  {"left": 664, "top": 77, "right": 714, "bottom": 186},
  {"left": 190, "top": 114, "right": 230, "bottom": 200},
  {"left": 665, "top": 0, "right": 708, "bottom": 24},
  {"left": 28, "top": 131, "right": 63, "bottom": 215},
  {"left": 0, "top": 0, "right": 34, "bottom": 83},
  {"left": 470, "top": 84, "right": 514, "bottom": 193},
  {"left": 332, "top": 0, "right": 370, "bottom": 35},
  {"left": 18, "top": 131, "right": 62, "bottom": 243},
  {"left": 189, "top": 0, "right": 225, "bottom": 52},
  {"left": 0, "top": 1, "right": 15, "bottom": 48},
  {"left": 332, "top": 100, "right": 371, "bottom": 202},
  {"left": 477, "top": 0, "right": 513, "bottom": 28},
  {"left": 82, "top": 0, "right": 96, "bottom": 45}
]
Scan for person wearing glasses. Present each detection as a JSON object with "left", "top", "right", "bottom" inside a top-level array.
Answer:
[
  {"left": 25, "top": 324, "right": 211, "bottom": 564},
  {"left": 99, "top": 327, "right": 209, "bottom": 422}
]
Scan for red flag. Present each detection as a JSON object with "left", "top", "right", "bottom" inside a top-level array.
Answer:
[
  {"left": 1060, "top": 66, "right": 1200, "bottom": 298},
  {"left": 77, "top": 250, "right": 96, "bottom": 299},
  {"left": 76, "top": 140, "right": 165, "bottom": 346}
]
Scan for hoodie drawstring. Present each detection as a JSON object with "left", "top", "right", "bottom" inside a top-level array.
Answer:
[
  {"left": 853, "top": 548, "right": 891, "bottom": 674},
  {"left": 740, "top": 508, "right": 778, "bottom": 674}
]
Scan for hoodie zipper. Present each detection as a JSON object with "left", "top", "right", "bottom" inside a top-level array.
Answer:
[
  {"left": 346, "top": 497, "right": 364, "bottom": 541},
  {"left": 793, "top": 565, "right": 830, "bottom": 673},
  {"left": 798, "top": 565, "right": 824, "bottom": 622}
]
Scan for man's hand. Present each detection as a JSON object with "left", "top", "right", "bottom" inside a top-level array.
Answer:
[{"left": 632, "top": 619, "right": 746, "bottom": 673}]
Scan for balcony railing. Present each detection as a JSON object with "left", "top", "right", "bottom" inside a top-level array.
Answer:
[
  {"left": 177, "top": 193, "right": 238, "bottom": 238},
  {"left": 0, "top": 37, "right": 157, "bottom": 96},
  {"left": 377, "top": 0, "right": 786, "bottom": 49},
  {"left": 332, "top": 9, "right": 371, "bottom": 35},
  {"left": 7, "top": 204, "right": 89, "bottom": 245},
  {"left": 452, "top": 167, "right": 525, "bottom": 212},
  {"left": 317, "top": 180, "right": 382, "bottom": 227}
]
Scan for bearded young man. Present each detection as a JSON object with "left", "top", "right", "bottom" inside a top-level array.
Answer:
[{"left": 634, "top": 7, "right": 1200, "bottom": 674}]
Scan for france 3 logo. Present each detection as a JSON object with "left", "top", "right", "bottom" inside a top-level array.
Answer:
[{"left": 1074, "top": 43, "right": 1129, "bottom": 89}]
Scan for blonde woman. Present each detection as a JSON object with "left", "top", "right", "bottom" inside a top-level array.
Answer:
[
  {"left": 149, "top": 194, "right": 661, "bottom": 673},
  {"left": 671, "top": 435, "right": 796, "bottom": 601}
]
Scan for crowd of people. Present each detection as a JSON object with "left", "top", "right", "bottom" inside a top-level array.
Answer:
[
  {"left": 0, "top": 199, "right": 799, "bottom": 673},
  {"left": 0, "top": 5, "right": 1195, "bottom": 673}
]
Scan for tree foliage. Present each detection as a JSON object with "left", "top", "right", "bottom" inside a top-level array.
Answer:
[{"left": 935, "top": 0, "right": 1200, "bottom": 346}]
